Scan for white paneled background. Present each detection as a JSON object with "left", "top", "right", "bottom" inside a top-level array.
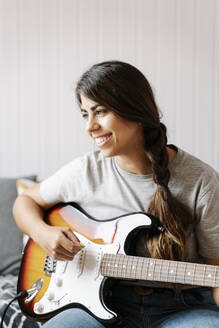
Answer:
[{"left": 0, "top": 0, "right": 218, "bottom": 179}]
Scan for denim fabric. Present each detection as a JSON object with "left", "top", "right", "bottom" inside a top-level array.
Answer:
[
  {"left": 43, "top": 284, "right": 219, "bottom": 328},
  {"left": 42, "top": 308, "right": 105, "bottom": 328}
]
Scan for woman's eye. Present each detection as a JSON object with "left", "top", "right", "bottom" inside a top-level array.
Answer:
[
  {"left": 96, "top": 109, "right": 108, "bottom": 115},
  {"left": 81, "top": 113, "right": 88, "bottom": 119}
]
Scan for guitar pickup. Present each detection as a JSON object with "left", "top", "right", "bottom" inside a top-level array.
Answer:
[{"left": 44, "top": 255, "right": 57, "bottom": 276}]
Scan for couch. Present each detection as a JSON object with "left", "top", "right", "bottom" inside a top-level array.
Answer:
[{"left": 0, "top": 176, "right": 41, "bottom": 328}]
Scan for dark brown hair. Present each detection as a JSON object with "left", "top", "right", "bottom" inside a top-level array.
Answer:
[{"left": 76, "top": 60, "right": 192, "bottom": 262}]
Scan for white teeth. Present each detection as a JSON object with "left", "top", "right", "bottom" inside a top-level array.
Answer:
[{"left": 95, "top": 134, "right": 111, "bottom": 145}]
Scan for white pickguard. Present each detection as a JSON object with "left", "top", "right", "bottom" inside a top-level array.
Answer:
[
  {"left": 34, "top": 212, "right": 152, "bottom": 320},
  {"left": 34, "top": 236, "right": 119, "bottom": 320}
]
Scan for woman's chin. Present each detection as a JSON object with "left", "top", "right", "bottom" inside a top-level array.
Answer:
[{"left": 99, "top": 148, "right": 115, "bottom": 158}]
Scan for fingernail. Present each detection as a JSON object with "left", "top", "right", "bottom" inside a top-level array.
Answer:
[{"left": 79, "top": 242, "right": 85, "bottom": 248}]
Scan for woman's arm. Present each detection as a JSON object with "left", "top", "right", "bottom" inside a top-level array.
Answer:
[
  {"left": 204, "top": 258, "right": 219, "bottom": 307},
  {"left": 13, "top": 183, "right": 82, "bottom": 261}
]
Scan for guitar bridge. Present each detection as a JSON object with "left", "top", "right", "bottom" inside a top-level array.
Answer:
[{"left": 44, "top": 255, "right": 57, "bottom": 276}]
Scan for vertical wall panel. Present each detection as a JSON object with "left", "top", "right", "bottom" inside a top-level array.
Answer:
[
  {"left": 98, "top": 0, "right": 118, "bottom": 60},
  {"left": 58, "top": 0, "right": 81, "bottom": 168},
  {"left": 155, "top": 0, "right": 177, "bottom": 142},
  {"left": 18, "top": 0, "right": 41, "bottom": 176},
  {"left": 0, "top": 0, "right": 219, "bottom": 178},
  {"left": 117, "top": 0, "right": 138, "bottom": 64},
  {"left": 195, "top": 0, "right": 215, "bottom": 165},
  {"left": 213, "top": 0, "right": 219, "bottom": 169},
  {"left": 174, "top": 0, "right": 196, "bottom": 153},
  {"left": 38, "top": 0, "right": 61, "bottom": 178},
  {"left": 136, "top": 0, "right": 157, "bottom": 84},
  {"left": 0, "top": 0, "right": 20, "bottom": 175},
  {"left": 77, "top": 0, "right": 101, "bottom": 71}
]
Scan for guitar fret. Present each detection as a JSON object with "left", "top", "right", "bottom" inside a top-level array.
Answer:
[
  {"left": 192, "top": 264, "right": 195, "bottom": 283},
  {"left": 137, "top": 257, "right": 144, "bottom": 280},
  {"left": 174, "top": 261, "right": 178, "bottom": 283},
  {"left": 110, "top": 254, "right": 116, "bottom": 276},
  {"left": 141, "top": 258, "right": 146, "bottom": 280},
  {"left": 135, "top": 257, "right": 141, "bottom": 279},
  {"left": 165, "top": 260, "right": 170, "bottom": 282},
  {"left": 134, "top": 257, "right": 141, "bottom": 279},
  {"left": 187, "top": 263, "right": 195, "bottom": 285},
  {"left": 204, "top": 264, "right": 215, "bottom": 286},
  {"left": 119, "top": 254, "right": 126, "bottom": 278},
  {"left": 192, "top": 263, "right": 196, "bottom": 285},
  {"left": 184, "top": 263, "right": 192, "bottom": 284},
  {"left": 152, "top": 259, "right": 156, "bottom": 279},
  {"left": 153, "top": 259, "right": 160, "bottom": 281},
  {"left": 127, "top": 257, "right": 132, "bottom": 278},
  {"left": 216, "top": 266, "right": 219, "bottom": 286},
  {"left": 214, "top": 266, "right": 217, "bottom": 287},
  {"left": 166, "top": 261, "right": 170, "bottom": 282},
  {"left": 140, "top": 258, "right": 148, "bottom": 280},
  {"left": 118, "top": 254, "right": 124, "bottom": 277},
  {"left": 114, "top": 254, "right": 119, "bottom": 277},
  {"left": 107, "top": 254, "right": 114, "bottom": 277},
  {"left": 129, "top": 257, "right": 135, "bottom": 279},
  {"left": 168, "top": 261, "right": 176, "bottom": 283},
  {"left": 202, "top": 265, "right": 207, "bottom": 286},
  {"left": 136, "top": 258, "right": 140, "bottom": 278},
  {"left": 184, "top": 262, "right": 190, "bottom": 284},
  {"left": 183, "top": 262, "right": 187, "bottom": 284},
  {"left": 146, "top": 257, "right": 151, "bottom": 279},
  {"left": 158, "top": 259, "right": 162, "bottom": 282},
  {"left": 148, "top": 259, "right": 154, "bottom": 280},
  {"left": 160, "top": 259, "right": 168, "bottom": 282}
]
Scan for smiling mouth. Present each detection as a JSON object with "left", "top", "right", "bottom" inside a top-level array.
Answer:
[{"left": 95, "top": 133, "right": 112, "bottom": 147}]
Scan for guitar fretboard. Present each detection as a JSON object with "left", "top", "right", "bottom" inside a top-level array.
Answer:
[{"left": 100, "top": 254, "right": 219, "bottom": 287}]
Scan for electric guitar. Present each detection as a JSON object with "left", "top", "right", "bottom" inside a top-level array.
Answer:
[{"left": 18, "top": 203, "right": 219, "bottom": 324}]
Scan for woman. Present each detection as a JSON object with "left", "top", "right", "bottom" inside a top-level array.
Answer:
[{"left": 13, "top": 61, "right": 219, "bottom": 327}]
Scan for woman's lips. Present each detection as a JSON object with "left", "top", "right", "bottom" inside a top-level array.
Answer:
[{"left": 95, "top": 133, "right": 112, "bottom": 147}]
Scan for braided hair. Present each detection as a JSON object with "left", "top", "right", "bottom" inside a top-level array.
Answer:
[{"left": 76, "top": 60, "right": 192, "bottom": 262}]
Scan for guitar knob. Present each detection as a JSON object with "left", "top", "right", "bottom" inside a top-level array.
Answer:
[
  {"left": 34, "top": 302, "right": 44, "bottom": 313},
  {"left": 55, "top": 277, "right": 63, "bottom": 287},
  {"left": 47, "top": 292, "right": 55, "bottom": 301}
]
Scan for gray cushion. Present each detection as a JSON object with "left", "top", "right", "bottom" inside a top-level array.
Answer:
[{"left": 0, "top": 176, "right": 36, "bottom": 275}]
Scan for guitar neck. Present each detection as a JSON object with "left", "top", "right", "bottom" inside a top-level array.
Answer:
[{"left": 100, "top": 254, "right": 219, "bottom": 287}]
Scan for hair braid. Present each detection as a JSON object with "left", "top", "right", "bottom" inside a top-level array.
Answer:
[{"left": 144, "top": 123, "right": 191, "bottom": 262}]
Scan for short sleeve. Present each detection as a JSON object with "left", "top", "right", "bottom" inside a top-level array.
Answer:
[
  {"left": 195, "top": 179, "right": 219, "bottom": 259},
  {"left": 40, "top": 156, "right": 84, "bottom": 205}
]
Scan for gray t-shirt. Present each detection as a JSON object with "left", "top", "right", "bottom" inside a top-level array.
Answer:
[{"left": 40, "top": 147, "right": 219, "bottom": 288}]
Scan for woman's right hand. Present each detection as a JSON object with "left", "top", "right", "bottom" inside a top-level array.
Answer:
[
  {"left": 36, "top": 225, "right": 83, "bottom": 261},
  {"left": 13, "top": 183, "right": 83, "bottom": 261}
]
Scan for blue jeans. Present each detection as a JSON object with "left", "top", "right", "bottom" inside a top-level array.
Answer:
[{"left": 43, "top": 284, "right": 219, "bottom": 327}]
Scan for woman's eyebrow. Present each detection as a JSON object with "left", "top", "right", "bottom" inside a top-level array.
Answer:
[{"left": 80, "top": 104, "right": 101, "bottom": 112}]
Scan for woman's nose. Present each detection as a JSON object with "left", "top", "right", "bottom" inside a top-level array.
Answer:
[{"left": 86, "top": 117, "right": 100, "bottom": 133}]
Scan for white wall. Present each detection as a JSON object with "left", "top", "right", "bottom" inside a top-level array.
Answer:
[{"left": 0, "top": 0, "right": 218, "bottom": 179}]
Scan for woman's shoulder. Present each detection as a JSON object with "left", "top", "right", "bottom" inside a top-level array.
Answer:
[
  {"left": 170, "top": 146, "right": 219, "bottom": 194},
  {"left": 176, "top": 148, "right": 218, "bottom": 176}
]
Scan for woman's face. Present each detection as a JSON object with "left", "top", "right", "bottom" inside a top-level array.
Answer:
[{"left": 80, "top": 94, "right": 144, "bottom": 158}]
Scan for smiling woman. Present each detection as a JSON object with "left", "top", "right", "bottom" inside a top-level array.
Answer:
[{"left": 13, "top": 61, "right": 219, "bottom": 328}]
